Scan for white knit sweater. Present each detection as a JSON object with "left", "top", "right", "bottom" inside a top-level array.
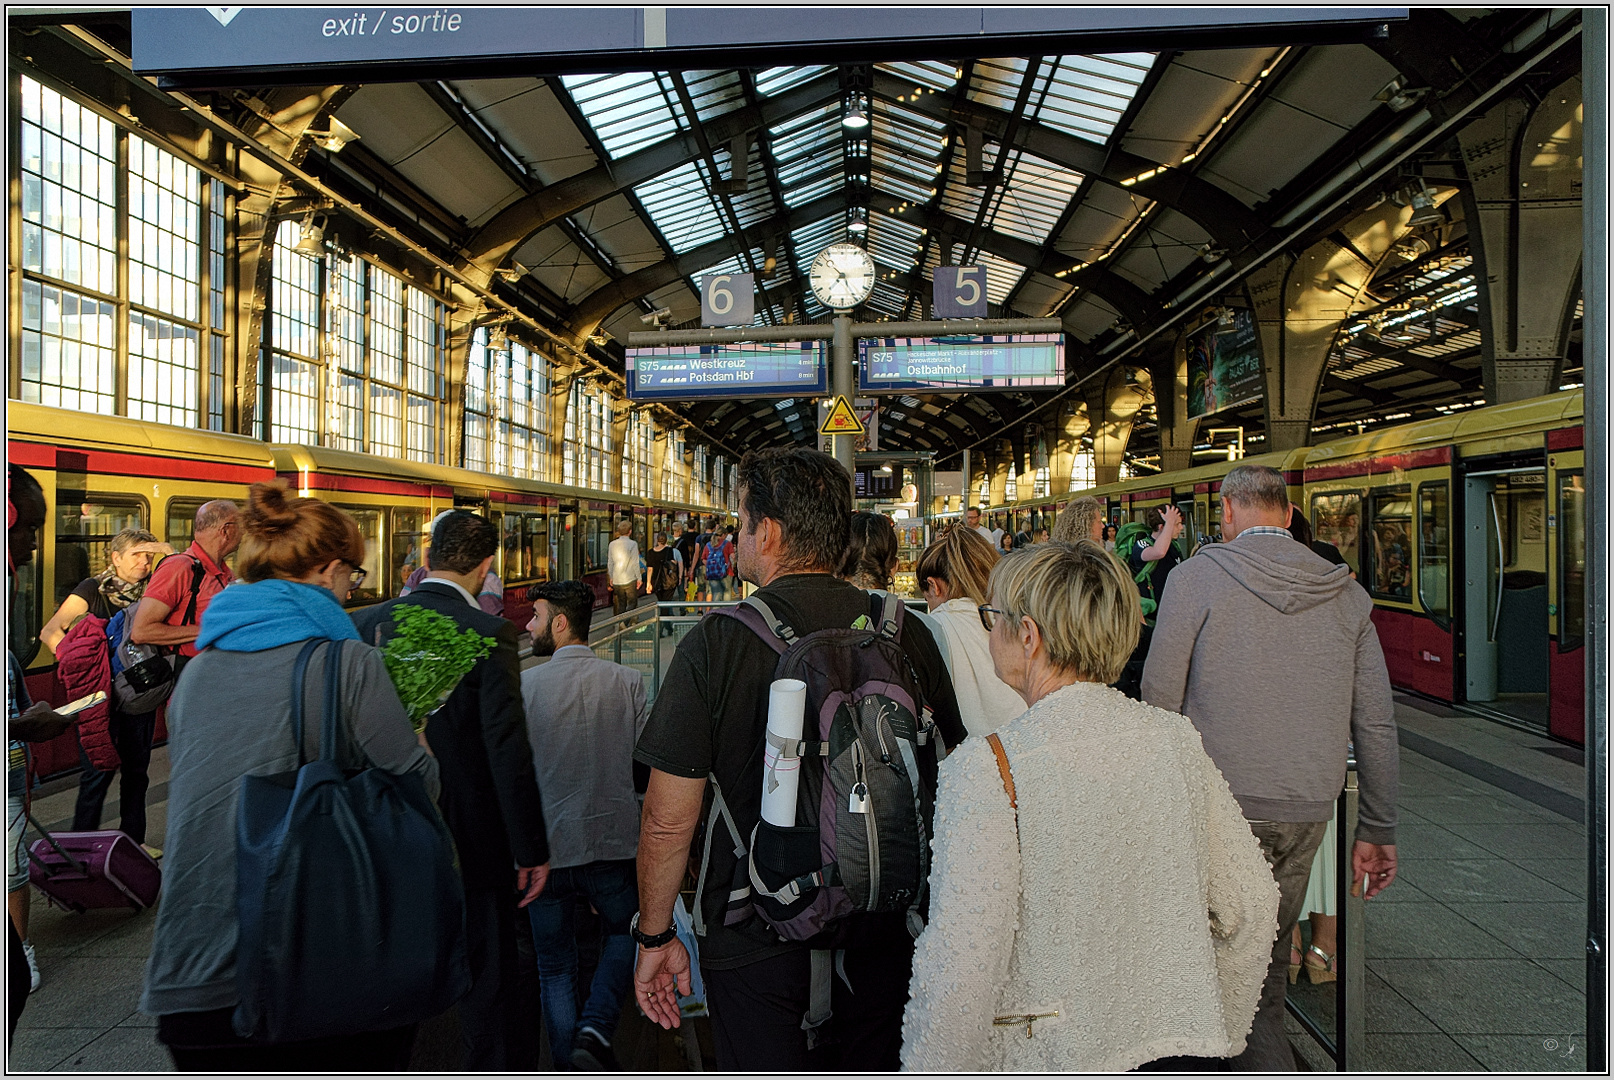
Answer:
[{"left": 901, "top": 680, "right": 1280, "bottom": 1072}]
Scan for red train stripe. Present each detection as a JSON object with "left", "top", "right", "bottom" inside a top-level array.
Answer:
[
  {"left": 8, "top": 442, "right": 273, "bottom": 485},
  {"left": 1306, "top": 446, "right": 1453, "bottom": 482},
  {"left": 1546, "top": 426, "right": 1584, "bottom": 451},
  {"left": 284, "top": 472, "right": 452, "bottom": 499}
]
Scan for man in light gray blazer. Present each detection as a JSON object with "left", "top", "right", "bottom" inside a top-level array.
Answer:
[{"left": 520, "top": 578, "right": 648, "bottom": 1072}]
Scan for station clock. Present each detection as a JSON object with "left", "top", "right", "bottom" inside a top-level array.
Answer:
[{"left": 809, "top": 243, "right": 876, "bottom": 310}]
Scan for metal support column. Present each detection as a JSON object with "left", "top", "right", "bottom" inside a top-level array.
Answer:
[
  {"left": 1582, "top": 7, "right": 1608, "bottom": 1071},
  {"left": 832, "top": 313, "right": 855, "bottom": 481}
]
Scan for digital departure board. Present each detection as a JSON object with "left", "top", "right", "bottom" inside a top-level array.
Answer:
[
  {"left": 858, "top": 334, "right": 1065, "bottom": 392},
  {"left": 627, "top": 341, "right": 828, "bottom": 401}
]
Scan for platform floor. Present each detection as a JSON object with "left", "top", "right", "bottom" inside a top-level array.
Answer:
[{"left": 6, "top": 698, "right": 1590, "bottom": 1072}]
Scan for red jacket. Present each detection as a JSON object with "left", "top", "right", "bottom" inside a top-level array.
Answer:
[{"left": 53, "top": 613, "right": 118, "bottom": 771}]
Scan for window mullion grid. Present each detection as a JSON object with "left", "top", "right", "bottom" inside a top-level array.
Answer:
[{"left": 113, "top": 123, "right": 129, "bottom": 417}]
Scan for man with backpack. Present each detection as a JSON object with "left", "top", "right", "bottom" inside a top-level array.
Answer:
[
  {"left": 128, "top": 500, "right": 241, "bottom": 658},
  {"left": 631, "top": 448, "right": 966, "bottom": 1071}
]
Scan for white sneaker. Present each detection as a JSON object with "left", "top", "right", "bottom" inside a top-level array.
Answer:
[{"left": 22, "top": 939, "right": 39, "bottom": 992}]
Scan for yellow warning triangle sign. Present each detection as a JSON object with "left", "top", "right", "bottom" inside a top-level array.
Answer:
[{"left": 819, "top": 395, "right": 865, "bottom": 436}]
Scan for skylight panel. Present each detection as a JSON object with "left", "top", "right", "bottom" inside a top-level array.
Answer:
[
  {"left": 682, "top": 69, "right": 747, "bottom": 124},
  {"left": 986, "top": 150, "right": 1085, "bottom": 243},
  {"left": 783, "top": 171, "right": 843, "bottom": 207},
  {"left": 769, "top": 105, "right": 839, "bottom": 162},
  {"left": 870, "top": 144, "right": 935, "bottom": 186},
  {"left": 973, "top": 252, "right": 1027, "bottom": 304},
  {"left": 1035, "top": 53, "right": 1154, "bottom": 145},
  {"left": 560, "top": 71, "right": 682, "bottom": 159},
  {"left": 635, "top": 161, "right": 727, "bottom": 251},
  {"left": 867, "top": 216, "right": 923, "bottom": 272},
  {"left": 877, "top": 60, "right": 961, "bottom": 94},
  {"left": 969, "top": 58, "right": 1031, "bottom": 113},
  {"left": 756, "top": 66, "right": 833, "bottom": 97}
]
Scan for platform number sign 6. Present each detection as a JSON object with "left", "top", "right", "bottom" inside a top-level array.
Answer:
[
  {"left": 933, "top": 265, "right": 986, "bottom": 318},
  {"left": 701, "top": 272, "right": 755, "bottom": 327}
]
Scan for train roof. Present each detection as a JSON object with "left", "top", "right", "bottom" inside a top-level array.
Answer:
[
  {"left": 6, "top": 401, "right": 277, "bottom": 468},
  {"left": 1303, "top": 389, "right": 1583, "bottom": 469}
]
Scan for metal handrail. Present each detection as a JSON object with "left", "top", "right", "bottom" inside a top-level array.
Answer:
[{"left": 1285, "top": 759, "right": 1365, "bottom": 1069}]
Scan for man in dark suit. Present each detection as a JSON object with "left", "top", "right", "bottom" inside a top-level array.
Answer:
[{"left": 352, "top": 511, "right": 549, "bottom": 1071}]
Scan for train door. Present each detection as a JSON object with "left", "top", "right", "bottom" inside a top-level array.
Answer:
[
  {"left": 1175, "top": 495, "right": 1197, "bottom": 556},
  {"left": 1547, "top": 444, "right": 1585, "bottom": 743},
  {"left": 554, "top": 506, "right": 578, "bottom": 582},
  {"left": 1461, "top": 465, "right": 1550, "bottom": 731}
]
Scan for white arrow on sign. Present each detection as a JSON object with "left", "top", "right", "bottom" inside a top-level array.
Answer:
[{"left": 205, "top": 7, "right": 243, "bottom": 26}]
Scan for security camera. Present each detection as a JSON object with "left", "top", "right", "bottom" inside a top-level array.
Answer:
[{"left": 640, "top": 307, "right": 673, "bottom": 327}]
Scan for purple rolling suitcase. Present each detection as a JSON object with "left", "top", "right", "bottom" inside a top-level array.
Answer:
[{"left": 25, "top": 815, "right": 161, "bottom": 913}]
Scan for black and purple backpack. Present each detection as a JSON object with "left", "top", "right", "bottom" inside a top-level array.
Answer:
[{"left": 693, "top": 592, "right": 937, "bottom": 944}]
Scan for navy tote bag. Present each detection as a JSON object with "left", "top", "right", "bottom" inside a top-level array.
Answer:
[{"left": 233, "top": 639, "right": 470, "bottom": 1043}]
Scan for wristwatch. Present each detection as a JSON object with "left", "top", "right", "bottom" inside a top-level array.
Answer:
[{"left": 630, "top": 912, "right": 678, "bottom": 949}]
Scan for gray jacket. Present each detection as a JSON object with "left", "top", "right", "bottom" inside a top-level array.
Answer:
[
  {"left": 141, "top": 639, "right": 437, "bottom": 1017},
  {"left": 1140, "top": 531, "right": 1398, "bottom": 845},
  {"left": 520, "top": 645, "right": 646, "bottom": 869}
]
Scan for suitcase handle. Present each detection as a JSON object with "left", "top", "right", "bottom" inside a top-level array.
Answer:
[{"left": 24, "top": 811, "right": 91, "bottom": 878}]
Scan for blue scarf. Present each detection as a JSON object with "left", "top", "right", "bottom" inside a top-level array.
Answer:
[{"left": 196, "top": 578, "right": 361, "bottom": 653}]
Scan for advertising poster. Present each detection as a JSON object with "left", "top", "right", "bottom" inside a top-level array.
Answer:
[{"left": 1187, "top": 309, "right": 1262, "bottom": 419}]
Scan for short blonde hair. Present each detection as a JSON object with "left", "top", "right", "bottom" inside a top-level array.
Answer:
[
  {"left": 1051, "top": 496, "right": 1104, "bottom": 544},
  {"left": 987, "top": 539, "right": 1141, "bottom": 683},
  {"left": 915, "top": 525, "right": 999, "bottom": 606}
]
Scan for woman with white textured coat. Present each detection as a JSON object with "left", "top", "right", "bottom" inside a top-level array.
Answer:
[
  {"left": 914, "top": 526, "right": 1024, "bottom": 737},
  {"left": 900, "top": 540, "right": 1280, "bottom": 1072}
]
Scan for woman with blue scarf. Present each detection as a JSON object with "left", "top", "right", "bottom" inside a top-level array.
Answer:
[{"left": 140, "top": 480, "right": 438, "bottom": 1072}]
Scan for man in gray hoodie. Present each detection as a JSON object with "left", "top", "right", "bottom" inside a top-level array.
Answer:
[{"left": 1142, "top": 464, "right": 1398, "bottom": 1071}]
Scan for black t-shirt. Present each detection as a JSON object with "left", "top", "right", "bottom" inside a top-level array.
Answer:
[
  {"left": 645, "top": 547, "right": 677, "bottom": 595},
  {"left": 634, "top": 573, "right": 966, "bottom": 969},
  {"left": 1127, "top": 535, "right": 1183, "bottom": 603},
  {"left": 70, "top": 578, "right": 115, "bottom": 622}
]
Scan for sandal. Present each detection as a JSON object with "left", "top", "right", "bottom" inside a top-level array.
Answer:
[
  {"left": 1288, "top": 941, "right": 1304, "bottom": 985},
  {"left": 1304, "top": 944, "right": 1338, "bottom": 984}
]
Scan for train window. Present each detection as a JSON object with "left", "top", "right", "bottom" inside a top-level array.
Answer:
[
  {"left": 1558, "top": 471, "right": 1585, "bottom": 650},
  {"left": 335, "top": 506, "right": 383, "bottom": 605},
  {"left": 392, "top": 508, "right": 427, "bottom": 596},
  {"left": 56, "top": 495, "right": 146, "bottom": 609},
  {"left": 1364, "top": 488, "right": 1413, "bottom": 601},
  {"left": 1310, "top": 492, "right": 1361, "bottom": 575},
  {"left": 1417, "top": 483, "right": 1451, "bottom": 626},
  {"left": 501, "top": 512, "right": 528, "bottom": 582}
]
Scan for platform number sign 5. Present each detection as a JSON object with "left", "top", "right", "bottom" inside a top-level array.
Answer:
[
  {"left": 933, "top": 265, "right": 986, "bottom": 319},
  {"left": 701, "top": 272, "right": 755, "bottom": 327}
]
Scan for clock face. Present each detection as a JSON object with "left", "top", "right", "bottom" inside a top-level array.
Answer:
[{"left": 809, "top": 243, "right": 876, "bottom": 310}]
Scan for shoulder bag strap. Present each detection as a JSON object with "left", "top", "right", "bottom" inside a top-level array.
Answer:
[
  {"left": 985, "top": 732, "right": 1020, "bottom": 841},
  {"left": 875, "top": 590, "right": 905, "bottom": 640},
  {"left": 288, "top": 638, "right": 324, "bottom": 766},
  {"left": 179, "top": 555, "right": 207, "bottom": 627},
  {"left": 320, "top": 639, "right": 345, "bottom": 764}
]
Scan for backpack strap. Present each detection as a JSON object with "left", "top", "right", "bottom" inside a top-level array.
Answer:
[
  {"left": 874, "top": 591, "right": 905, "bottom": 640},
  {"left": 691, "top": 776, "right": 748, "bottom": 938},
  {"left": 714, "top": 596, "right": 795, "bottom": 653},
  {"left": 803, "top": 948, "right": 834, "bottom": 1050},
  {"left": 318, "top": 640, "right": 345, "bottom": 764}
]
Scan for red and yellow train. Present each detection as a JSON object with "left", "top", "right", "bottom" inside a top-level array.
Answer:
[
  {"left": 985, "top": 390, "right": 1587, "bottom": 746},
  {"left": 7, "top": 400, "right": 733, "bottom": 777}
]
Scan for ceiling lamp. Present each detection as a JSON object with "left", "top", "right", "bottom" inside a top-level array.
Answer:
[
  {"left": 293, "top": 213, "right": 327, "bottom": 255},
  {"left": 307, "top": 117, "right": 360, "bottom": 153},
  {"left": 842, "top": 94, "right": 869, "bottom": 130},
  {"left": 1406, "top": 181, "right": 1444, "bottom": 228},
  {"left": 847, "top": 206, "right": 868, "bottom": 234},
  {"left": 487, "top": 322, "right": 510, "bottom": 352},
  {"left": 1393, "top": 235, "right": 1431, "bottom": 261}
]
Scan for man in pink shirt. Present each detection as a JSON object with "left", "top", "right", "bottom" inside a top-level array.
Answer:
[{"left": 129, "top": 500, "right": 240, "bottom": 657}]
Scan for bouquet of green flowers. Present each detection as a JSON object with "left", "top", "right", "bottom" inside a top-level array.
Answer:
[{"left": 379, "top": 604, "right": 497, "bottom": 731}]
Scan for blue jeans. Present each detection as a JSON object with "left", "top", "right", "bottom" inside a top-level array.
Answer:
[{"left": 526, "top": 859, "right": 638, "bottom": 1068}]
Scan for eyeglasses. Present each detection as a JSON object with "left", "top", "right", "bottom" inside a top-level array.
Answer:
[
  {"left": 347, "top": 567, "right": 368, "bottom": 589},
  {"left": 978, "top": 605, "right": 1018, "bottom": 633}
]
